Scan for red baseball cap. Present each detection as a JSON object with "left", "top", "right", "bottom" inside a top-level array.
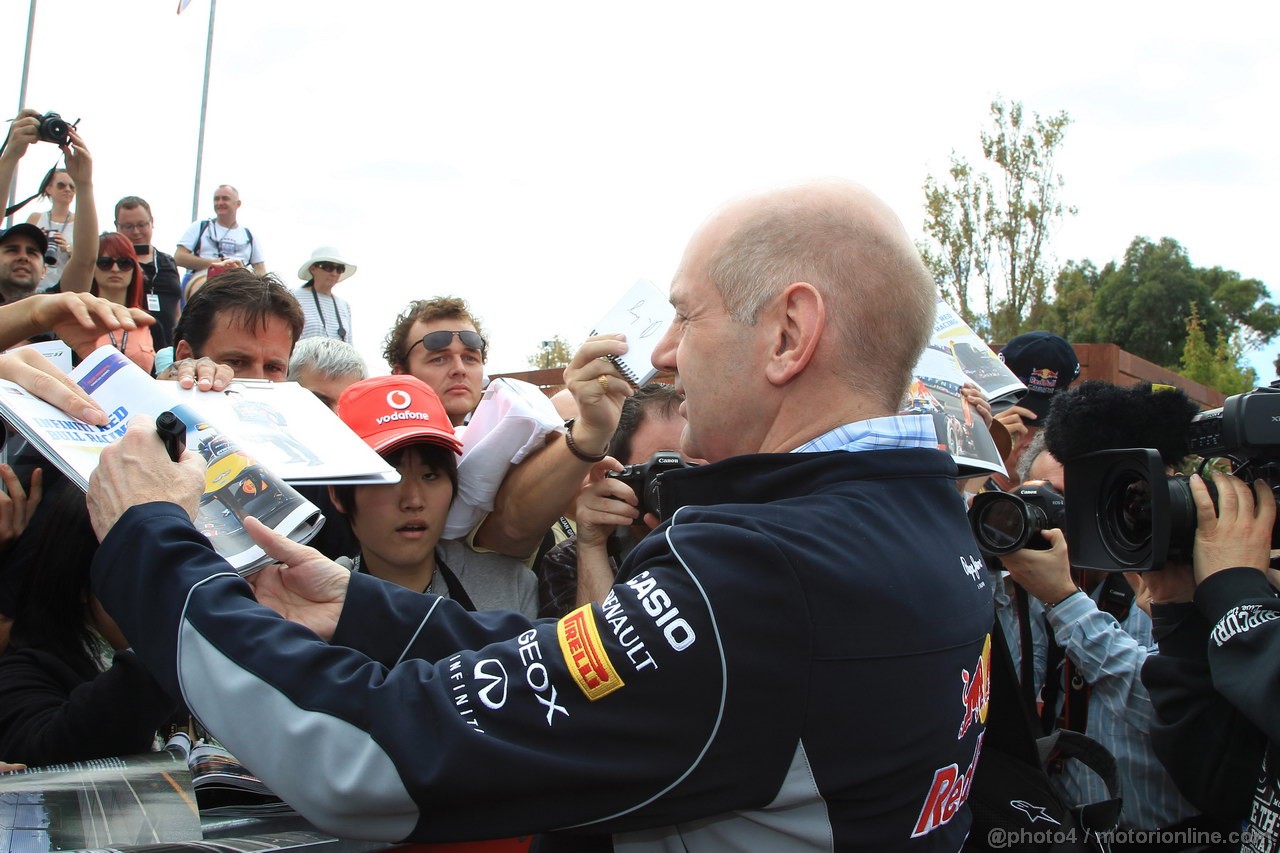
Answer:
[{"left": 336, "top": 376, "right": 463, "bottom": 456}]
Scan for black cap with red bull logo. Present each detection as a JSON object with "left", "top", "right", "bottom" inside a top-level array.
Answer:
[{"left": 999, "top": 331, "right": 1080, "bottom": 419}]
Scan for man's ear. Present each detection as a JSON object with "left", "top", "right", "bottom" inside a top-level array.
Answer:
[
  {"left": 764, "top": 282, "right": 824, "bottom": 386},
  {"left": 327, "top": 485, "right": 346, "bottom": 514},
  {"left": 391, "top": 361, "right": 406, "bottom": 376},
  {"left": 174, "top": 340, "right": 195, "bottom": 362}
]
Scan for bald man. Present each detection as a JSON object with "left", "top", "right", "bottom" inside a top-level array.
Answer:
[
  {"left": 175, "top": 185, "right": 266, "bottom": 276},
  {"left": 87, "top": 181, "right": 991, "bottom": 850}
]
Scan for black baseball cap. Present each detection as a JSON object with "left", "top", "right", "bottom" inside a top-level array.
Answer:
[
  {"left": 0, "top": 222, "right": 49, "bottom": 255},
  {"left": 999, "top": 331, "right": 1081, "bottom": 419}
]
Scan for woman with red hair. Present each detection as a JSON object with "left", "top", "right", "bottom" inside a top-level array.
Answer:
[{"left": 84, "top": 233, "right": 155, "bottom": 373}]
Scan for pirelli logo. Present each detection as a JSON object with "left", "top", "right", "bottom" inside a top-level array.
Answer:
[{"left": 557, "top": 605, "right": 625, "bottom": 701}]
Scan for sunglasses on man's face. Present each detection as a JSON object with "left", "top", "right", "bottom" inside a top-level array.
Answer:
[
  {"left": 95, "top": 257, "right": 132, "bottom": 271},
  {"left": 314, "top": 261, "right": 345, "bottom": 274},
  {"left": 408, "top": 330, "right": 486, "bottom": 357}
]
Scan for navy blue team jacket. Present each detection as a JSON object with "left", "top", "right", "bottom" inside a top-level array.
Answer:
[{"left": 92, "top": 447, "right": 993, "bottom": 851}]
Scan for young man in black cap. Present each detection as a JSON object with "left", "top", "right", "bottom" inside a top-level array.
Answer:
[{"left": 992, "top": 330, "right": 1081, "bottom": 490}]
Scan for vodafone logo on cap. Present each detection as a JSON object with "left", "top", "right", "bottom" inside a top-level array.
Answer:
[{"left": 386, "top": 390, "right": 412, "bottom": 410}]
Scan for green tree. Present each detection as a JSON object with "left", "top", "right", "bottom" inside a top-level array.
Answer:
[
  {"left": 526, "top": 335, "right": 574, "bottom": 370},
  {"left": 1040, "top": 260, "right": 1101, "bottom": 343},
  {"left": 1044, "top": 235, "right": 1277, "bottom": 379},
  {"left": 919, "top": 98, "right": 1074, "bottom": 341},
  {"left": 1180, "top": 303, "right": 1256, "bottom": 395}
]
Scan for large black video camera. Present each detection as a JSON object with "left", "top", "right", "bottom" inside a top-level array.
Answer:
[
  {"left": 1063, "top": 384, "right": 1280, "bottom": 572},
  {"left": 605, "top": 450, "right": 696, "bottom": 519}
]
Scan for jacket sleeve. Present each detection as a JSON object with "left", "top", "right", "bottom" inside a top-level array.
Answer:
[
  {"left": 0, "top": 648, "right": 179, "bottom": 767},
  {"left": 1197, "top": 567, "right": 1280, "bottom": 744},
  {"left": 91, "top": 502, "right": 809, "bottom": 843},
  {"left": 1142, "top": 596, "right": 1264, "bottom": 819},
  {"left": 1046, "top": 591, "right": 1156, "bottom": 731}
]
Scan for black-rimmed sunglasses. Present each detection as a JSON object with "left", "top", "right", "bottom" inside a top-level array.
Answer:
[
  {"left": 408, "top": 329, "right": 486, "bottom": 356},
  {"left": 314, "top": 261, "right": 345, "bottom": 274},
  {"left": 95, "top": 257, "right": 133, "bottom": 271}
]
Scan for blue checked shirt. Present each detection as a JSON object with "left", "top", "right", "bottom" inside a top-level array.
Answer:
[
  {"left": 794, "top": 414, "right": 939, "bottom": 454},
  {"left": 995, "top": 580, "right": 1198, "bottom": 830}
]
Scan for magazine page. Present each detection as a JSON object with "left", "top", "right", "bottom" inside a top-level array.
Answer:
[
  {"left": 181, "top": 420, "right": 324, "bottom": 576},
  {"left": 901, "top": 376, "right": 1007, "bottom": 478},
  {"left": 169, "top": 380, "right": 396, "bottom": 486},
  {"left": 928, "top": 296, "right": 1026, "bottom": 407},
  {"left": 0, "top": 753, "right": 201, "bottom": 853}
]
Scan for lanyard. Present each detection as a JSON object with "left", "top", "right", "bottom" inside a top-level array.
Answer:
[{"left": 309, "top": 285, "right": 347, "bottom": 341}]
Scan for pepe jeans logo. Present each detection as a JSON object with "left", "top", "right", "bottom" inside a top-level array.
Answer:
[{"left": 386, "top": 390, "right": 412, "bottom": 410}]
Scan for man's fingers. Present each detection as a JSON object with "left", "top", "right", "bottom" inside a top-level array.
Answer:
[
  {"left": 2, "top": 350, "right": 108, "bottom": 425},
  {"left": 244, "top": 516, "right": 318, "bottom": 568},
  {"left": 1212, "top": 472, "right": 1244, "bottom": 522},
  {"left": 1189, "top": 473, "right": 1219, "bottom": 531},
  {"left": 25, "top": 467, "right": 43, "bottom": 522},
  {"left": 0, "top": 464, "right": 23, "bottom": 502},
  {"left": 1254, "top": 479, "right": 1276, "bottom": 527}
]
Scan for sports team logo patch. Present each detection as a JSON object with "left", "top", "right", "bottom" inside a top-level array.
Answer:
[{"left": 558, "top": 605, "right": 625, "bottom": 701}]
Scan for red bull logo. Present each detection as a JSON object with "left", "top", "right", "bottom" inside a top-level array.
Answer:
[
  {"left": 1025, "top": 367, "right": 1059, "bottom": 391},
  {"left": 957, "top": 634, "right": 991, "bottom": 740},
  {"left": 911, "top": 732, "right": 985, "bottom": 837}
]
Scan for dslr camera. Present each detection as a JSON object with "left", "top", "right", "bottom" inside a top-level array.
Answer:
[
  {"left": 1063, "top": 383, "right": 1280, "bottom": 572},
  {"left": 37, "top": 112, "right": 70, "bottom": 146},
  {"left": 969, "top": 480, "right": 1065, "bottom": 557},
  {"left": 605, "top": 450, "right": 696, "bottom": 519}
]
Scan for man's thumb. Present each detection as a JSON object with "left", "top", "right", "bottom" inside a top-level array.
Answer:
[{"left": 244, "top": 515, "right": 313, "bottom": 566}]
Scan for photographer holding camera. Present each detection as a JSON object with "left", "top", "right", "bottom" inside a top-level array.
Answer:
[
  {"left": 988, "top": 431, "right": 1204, "bottom": 837},
  {"left": 535, "top": 383, "right": 699, "bottom": 617},
  {"left": 0, "top": 109, "right": 98, "bottom": 305},
  {"left": 1142, "top": 470, "right": 1280, "bottom": 844}
]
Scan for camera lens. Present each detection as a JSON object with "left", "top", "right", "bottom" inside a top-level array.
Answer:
[
  {"left": 974, "top": 496, "right": 1028, "bottom": 554},
  {"left": 43, "top": 251, "right": 57, "bottom": 266},
  {"left": 1104, "top": 473, "right": 1153, "bottom": 550}
]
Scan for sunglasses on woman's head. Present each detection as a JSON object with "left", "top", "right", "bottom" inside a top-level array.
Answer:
[
  {"left": 95, "top": 257, "right": 132, "bottom": 271},
  {"left": 408, "top": 330, "right": 486, "bottom": 356},
  {"left": 315, "top": 261, "right": 345, "bottom": 274}
]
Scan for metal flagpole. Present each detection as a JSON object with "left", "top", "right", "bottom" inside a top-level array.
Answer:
[
  {"left": 5, "top": 0, "right": 38, "bottom": 227},
  {"left": 190, "top": 0, "right": 217, "bottom": 222}
]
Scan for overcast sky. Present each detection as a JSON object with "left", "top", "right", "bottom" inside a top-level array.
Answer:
[{"left": 4, "top": 1, "right": 1277, "bottom": 380}]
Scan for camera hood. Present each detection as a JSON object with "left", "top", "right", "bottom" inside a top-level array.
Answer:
[{"left": 1064, "top": 449, "right": 1189, "bottom": 572}]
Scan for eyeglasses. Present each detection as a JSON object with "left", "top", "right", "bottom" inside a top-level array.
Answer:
[
  {"left": 314, "top": 261, "right": 345, "bottom": 274},
  {"left": 95, "top": 257, "right": 133, "bottom": 271},
  {"left": 408, "top": 330, "right": 486, "bottom": 356},
  {"left": 54, "top": 181, "right": 75, "bottom": 191},
  {"left": 118, "top": 221, "right": 152, "bottom": 232}
]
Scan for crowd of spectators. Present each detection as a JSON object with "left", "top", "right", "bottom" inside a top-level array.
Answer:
[{"left": 0, "top": 107, "right": 1276, "bottom": 852}]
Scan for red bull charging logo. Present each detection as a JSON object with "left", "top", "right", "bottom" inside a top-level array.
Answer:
[{"left": 957, "top": 634, "right": 991, "bottom": 740}]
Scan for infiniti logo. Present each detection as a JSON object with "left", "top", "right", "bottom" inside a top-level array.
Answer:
[
  {"left": 386, "top": 389, "right": 412, "bottom": 410},
  {"left": 475, "top": 659, "right": 508, "bottom": 710}
]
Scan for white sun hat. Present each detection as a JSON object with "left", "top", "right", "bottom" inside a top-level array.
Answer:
[{"left": 298, "top": 246, "right": 357, "bottom": 282}]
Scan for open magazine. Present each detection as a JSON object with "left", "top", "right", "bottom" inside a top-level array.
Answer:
[
  {"left": 926, "top": 296, "right": 1027, "bottom": 408},
  {"left": 0, "top": 347, "right": 394, "bottom": 573},
  {"left": 0, "top": 752, "right": 202, "bottom": 853},
  {"left": 906, "top": 297, "right": 1024, "bottom": 477},
  {"left": 164, "top": 733, "right": 293, "bottom": 819}
]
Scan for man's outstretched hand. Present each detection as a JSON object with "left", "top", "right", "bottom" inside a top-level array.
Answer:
[{"left": 245, "top": 516, "right": 349, "bottom": 642}]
